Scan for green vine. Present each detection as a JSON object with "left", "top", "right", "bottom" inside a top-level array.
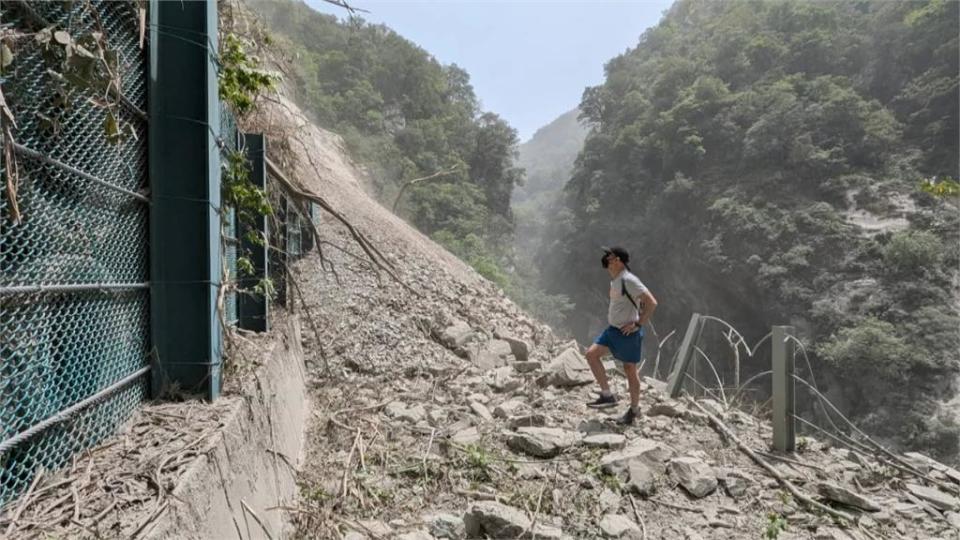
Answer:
[
  {"left": 218, "top": 34, "right": 277, "bottom": 116},
  {"left": 919, "top": 176, "right": 960, "bottom": 199}
]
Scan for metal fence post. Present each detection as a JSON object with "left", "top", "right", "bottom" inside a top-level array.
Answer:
[
  {"left": 149, "top": 0, "right": 222, "bottom": 400},
  {"left": 667, "top": 313, "right": 703, "bottom": 398},
  {"left": 772, "top": 325, "right": 796, "bottom": 452},
  {"left": 238, "top": 133, "right": 269, "bottom": 332}
]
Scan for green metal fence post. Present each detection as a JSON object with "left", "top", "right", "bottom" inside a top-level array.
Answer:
[
  {"left": 238, "top": 133, "right": 269, "bottom": 332},
  {"left": 666, "top": 313, "right": 703, "bottom": 398},
  {"left": 148, "top": 0, "right": 222, "bottom": 401},
  {"left": 772, "top": 325, "right": 796, "bottom": 452}
]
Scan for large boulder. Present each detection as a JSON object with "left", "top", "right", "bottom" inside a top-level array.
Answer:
[
  {"left": 497, "top": 332, "right": 532, "bottom": 362},
  {"left": 668, "top": 457, "right": 718, "bottom": 498},
  {"left": 539, "top": 348, "right": 594, "bottom": 387},
  {"left": 601, "top": 439, "right": 677, "bottom": 477},
  {"left": 905, "top": 483, "right": 960, "bottom": 511},
  {"left": 464, "top": 501, "right": 562, "bottom": 539},
  {"left": 815, "top": 482, "right": 881, "bottom": 512},
  {"left": 508, "top": 427, "right": 579, "bottom": 458},
  {"left": 426, "top": 513, "right": 465, "bottom": 539},
  {"left": 598, "top": 514, "right": 642, "bottom": 539},
  {"left": 626, "top": 460, "right": 657, "bottom": 497},
  {"left": 467, "top": 340, "right": 514, "bottom": 371},
  {"left": 437, "top": 320, "right": 475, "bottom": 349}
]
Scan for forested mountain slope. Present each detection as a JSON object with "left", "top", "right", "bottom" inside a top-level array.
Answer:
[
  {"left": 515, "top": 108, "right": 588, "bottom": 204},
  {"left": 248, "top": 0, "right": 522, "bottom": 283},
  {"left": 541, "top": 0, "right": 959, "bottom": 459}
]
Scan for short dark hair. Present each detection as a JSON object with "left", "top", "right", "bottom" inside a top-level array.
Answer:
[{"left": 601, "top": 245, "right": 630, "bottom": 269}]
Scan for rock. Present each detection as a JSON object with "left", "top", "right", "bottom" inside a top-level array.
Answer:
[
  {"left": 385, "top": 401, "right": 408, "bottom": 418},
  {"left": 626, "top": 460, "right": 657, "bottom": 497},
  {"left": 427, "top": 513, "right": 465, "bottom": 539},
  {"left": 598, "top": 514, "right": 641, "bottom": 538},
  {"left": 647, "top": 401, "right": 686, "bottom": 417},
  {"left": 510, "top": 414, "right": 548, "bottom": 428},
  {"left": 464, "top": 501, "right": 561, "bottom": 539},
  {"left": 697, "top": 399, "right": 725, "bottom": 417},
  {"left": 601, "top": 439, "right": 677, "bottom": 476},
  {"left": 487, "top": 367, "right": 522, "bottom": 392},
  {"left": 718, "top": 470, "right": 750, "bottom": 498},
  {"left": 493, "top": 399, "right": 524, "bottom": 418},
  {"left": 905, "top": 483, "right": 960, "bottom": 511},
  {"left": 399, "top": 404, "right": 427, "bottom": 423},
  {"left": 815, "top": 482, "right": 881, "bottom": 512},
  {"left": 357, "top": 520, "right": 392, "bottom": 537},
  {"left": 644, "top": 377, "right": 667, "bottom": 393},
  {"left": 508, "top": 427, "right": 578, "bottom": 458},
  {"left": 668, "top": 457, "right": 718, "bottom": 498},
  {"left": 682, "top": 527, "right": 705, "bottom": 540},
  {"left": 450, "top": 427, "right": 480, "bottom": 446},
  {"left": 540, "top": 348, "right": 594, "bottom": 387},
  {"left": 498, "top": 333, "right": 531, "bottom": 362},
  {"left": 947, "top": 511, "right": 960, "bottom": 530},
  {"left": 396, "top": 532, "right": 434, "bottom": 540},
  {"left": 512, "top": 361, "right": 542, "bottom": 373},
  {"left": 470, "top": 402, "right": 494, "bottom": 422},
  {"left": 343, "top": 533, "right": 367, "bottom": 540},
  {"left": 577, "top": 418, "right": 610, "bottom": 434},
  {"left": 438, "top": 320, "right": 474, "bottom": 349},
  {"left": 427, "top": 408, "right": 447, "bottom": 426},
  {"left": 904, "top": 452, "right": 960, "bottom": 484},
  {"left": 467, "top": 340, "right": 514, "bottom": 371},
  {"left": 599, "top": 488, "right": 621, "bottom": 512},
  {"left": 583, "top": 433, "right": 627, "bottom": 450}
]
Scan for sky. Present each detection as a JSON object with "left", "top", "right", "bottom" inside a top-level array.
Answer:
[{"left": 303, "top": 0, "right": 673, "bottom": 142}]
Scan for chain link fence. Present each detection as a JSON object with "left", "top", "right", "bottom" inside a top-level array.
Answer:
[{"left": 0, "top": 2, "right": 149, "bottom": 508}]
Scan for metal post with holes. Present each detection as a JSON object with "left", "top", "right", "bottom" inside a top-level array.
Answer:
[
  {"left": 667, "top": 313, "right": 703, "bottom": 397},
  {"left": 238, "top": 133, "right": 269, "bottom": 332},
  {"left": 772, "top": 325, "right": 796, "bottom": 452},
  {"left": 148, "top": 0, "right": 222, "bottom": 400}
]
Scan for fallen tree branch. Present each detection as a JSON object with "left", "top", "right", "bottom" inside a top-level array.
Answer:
[
  {"left": 628, "top": 495, "right": 648, "bottom": 540},
  {"left": 265, "top": 157, "right": 417, "bottom": 296},
  {"left": 391, "top": 166, "right": 459, "bottom": 212},
  {"left": 687, "top": 398, "right": 855, "bottom": 524}
]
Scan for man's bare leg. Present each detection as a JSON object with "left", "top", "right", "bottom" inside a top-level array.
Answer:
[
  {"left": 585, "top": 344, "right": 611, "bottom": 393},
  {"left": 623, "top": 363, "right": 641, "bottom": 412}
]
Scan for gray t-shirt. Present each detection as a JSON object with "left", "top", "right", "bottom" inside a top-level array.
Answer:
[{"left": 608, "top": 270, "right": 648, "bottom": 327}]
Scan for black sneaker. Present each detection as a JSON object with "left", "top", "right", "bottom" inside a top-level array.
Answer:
[
  {"left": 616, "top": 407, "right": 638, "bottom": 425},
  {"left": 587, "top": 394, "right": 618, "bottom": 408}
]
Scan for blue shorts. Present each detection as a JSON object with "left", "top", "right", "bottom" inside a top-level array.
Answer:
[{"left": 594, "top": 325, "right": 644, "bottom": 363}]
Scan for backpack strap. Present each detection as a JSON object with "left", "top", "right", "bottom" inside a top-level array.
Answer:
[{"left": 621, "top": 278, "right": 639, "bottom": 310}]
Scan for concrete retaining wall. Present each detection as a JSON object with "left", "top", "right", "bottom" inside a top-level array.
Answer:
[{"left": 146, "top": 316, "right": 307, "bottom": 540}]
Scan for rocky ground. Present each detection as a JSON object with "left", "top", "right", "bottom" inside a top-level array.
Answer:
[{"left": 281, "top": 154, "right": 960, "bottom": 540}]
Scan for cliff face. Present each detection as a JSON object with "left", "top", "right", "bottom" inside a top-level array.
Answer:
[{"left": 250, "top": 93, "right": 960, "bottom": 540}]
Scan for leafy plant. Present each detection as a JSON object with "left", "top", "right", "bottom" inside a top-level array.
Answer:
[
  {"left": 764, "top": 513, "right": 788, "bottom": 539},
  {"left": 218, "top": 34, "right": 277, "bottom": 116}
]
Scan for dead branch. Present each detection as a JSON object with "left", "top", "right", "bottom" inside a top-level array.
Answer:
[
  {"left": 391, "top": 166, "right": 459, "bottom": 213},
  {"left": 687, "top": 398, "right": 855, "bottom": 523},
  {"left": 240, "top": 499, "right": 276, "bottom": 540},
  {"left": 265, "top": 157, "right": 417, "bottom": 296},
  {"left": 319, "top": 0, "right": 370, "bottom": 14},
  {"left": 628, "top": 495, "right": 648, "bottom": 540}
]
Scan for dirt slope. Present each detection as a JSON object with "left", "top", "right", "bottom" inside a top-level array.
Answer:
[{"left": 252, "top": 97, "right": 960, "bottom": 540}]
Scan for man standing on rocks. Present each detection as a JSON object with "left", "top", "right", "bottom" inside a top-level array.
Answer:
[{"left": 586, "top": 246, "right": 658, "bottom": 425}]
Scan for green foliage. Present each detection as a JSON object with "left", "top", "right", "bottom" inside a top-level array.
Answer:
[
  {"left": 249, "top": 1, "right": 523, "bottom": 285},
  {"left": 764, "top": 513, "right": 788, "bottom": 539},
  {"left": 920, "top": 177, "right": 960, "bottom": 199},
  {"left": 818, "top": 318, "right": 911, "bottom": 379},
  {"left": 882, "top": 229, "right": 943, "bottom": 274},
  {"left": 218, "top": 34, "right": 277, "bottom": 116},
  {"left": 540, "top": 0, "right": 959, "bottom": 458}
]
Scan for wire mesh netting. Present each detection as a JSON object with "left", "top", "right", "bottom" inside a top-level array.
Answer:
[
  {"left": 220, "top": 104, "right": 239, "bottom": 325},
  {"left": 0, "top": 2, "right": 149, "bottom": 508}
]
